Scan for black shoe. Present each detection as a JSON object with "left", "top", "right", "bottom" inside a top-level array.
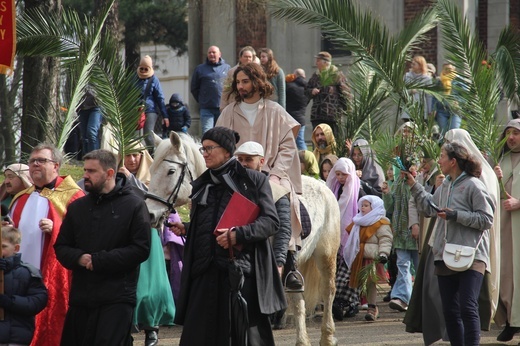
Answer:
[
  {"left": 145, "top": 330, "right": 158, "bottom": 346},
  {"left": 332, "top": 301, "right": 344, "bottom": 321},
  {"left": 383, "top": 291, "right": 391, "bottom": 302},
  {"left": 344, "top": 305, "right": 359, "bottom": 318},
  {"left": 497, "top": 323, "right": 520, "bottom": 342},
  {"left": 285, "top": 271, "right": 304, "bottom": 292},
  {"left": 271, "top": 309, "right": 286, "bottom": 330}
]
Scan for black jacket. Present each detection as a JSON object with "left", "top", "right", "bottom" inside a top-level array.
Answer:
[
  {"left": 0, "top": 254, "right": 47, "bottom": 345},
  {"left": 175, "top": 159, "right": 286, "bottom": 324},
  {"left": 286, "top": 76, "right": 309, "bottom": 125},
  {"left": 166, "top": 93, "right": 191, "bottom": 131},
  {"left": 55, "top": 174, "right": 151, "bottom": 307}
]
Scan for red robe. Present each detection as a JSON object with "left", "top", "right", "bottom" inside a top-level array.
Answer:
[{"left": 11, "top": 176, "right": 84, "bottom": 346}]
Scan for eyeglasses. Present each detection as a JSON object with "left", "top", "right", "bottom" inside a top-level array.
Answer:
[
  {"left": 28, "top": 158, "right": 56, "bottom": 165},
  {"left": 139, "top": 67, "right": 149, "bottom": 72},
  {"left": 199, "top": 145, "right": 221, "bottom": 154}
]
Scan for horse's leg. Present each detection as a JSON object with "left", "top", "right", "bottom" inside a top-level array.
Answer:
[
  {"left": 289, "top": 292, "right": 311, "bottom": 346},
  {"left": 316, "top": 251, "right": 338, "bottom": 346}
]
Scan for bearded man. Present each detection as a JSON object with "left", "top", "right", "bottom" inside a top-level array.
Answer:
[{"left": 312, "top": 123, "right": 337, "bottom": 164}]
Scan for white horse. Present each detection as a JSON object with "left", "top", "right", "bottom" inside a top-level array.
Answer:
[{"left": 146, "top": 132, "right": 341, "bottom": 346}]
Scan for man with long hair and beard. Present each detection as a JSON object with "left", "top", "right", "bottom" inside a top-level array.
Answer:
[{"left": 217, "top": 63, "right": 305, "bottom": 292}]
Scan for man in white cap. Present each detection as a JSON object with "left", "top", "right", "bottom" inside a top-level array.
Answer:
[
  {"left": 235, "top": 141, "right": 303, "bottom": 293},
  {"left": 0, "top": 164, "right": 33, "bottom": 208}
]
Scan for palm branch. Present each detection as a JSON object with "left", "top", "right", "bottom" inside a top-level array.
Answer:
[
  {"left": 436, "top": 0, "right": 504, "bottom": 156},
  {"left": 357, "top": 258, "right": 386, "bottom": 298},
  {"left": 16, "top": 1, "right": 143, "bottom": 161}
]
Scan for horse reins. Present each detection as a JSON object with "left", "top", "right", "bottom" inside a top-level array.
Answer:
[{"left": 145, "top": 158, "right": 193, "bottom": 214}]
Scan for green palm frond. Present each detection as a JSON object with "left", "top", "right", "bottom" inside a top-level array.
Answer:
[
  {"left": 357, "top": 258, "right": 385, "bottom": 297},
  {"left": 494, "top": 26, "right": 520, "bottom": 105},
  {"left": 17, "top": 1, "right": 143, "bottom": 160},
  {"left": 270, "top": 0, "right": 436, "bottom": 96},
  {"left": 437, "top": 0, "right": 504, "bottom": 156}
]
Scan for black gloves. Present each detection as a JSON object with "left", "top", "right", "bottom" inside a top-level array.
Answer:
[
  {"left": 378, "top": 254, "right": 388, "bottom": 264},
  {"left": 444, "top": 209, "right": 458, "bottom": 221},
  {"left": 0, "top": 258, "right": 13, "bottom": 272}
]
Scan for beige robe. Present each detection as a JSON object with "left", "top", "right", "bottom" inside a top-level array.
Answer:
[
  {"left": 495, "top": 151, "right": 520, "bottom": 327},
  {"left": 217, "top": 99, "right": 302, "bottom": 247}
]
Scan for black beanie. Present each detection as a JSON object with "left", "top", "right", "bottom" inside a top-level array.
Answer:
[{"left": 201, "top": 127, "right": 240, "bottom": 155}]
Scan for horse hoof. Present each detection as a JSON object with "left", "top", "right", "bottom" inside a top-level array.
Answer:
[{"left": 319, "top": 337, "right": 338, "bottom": 346}]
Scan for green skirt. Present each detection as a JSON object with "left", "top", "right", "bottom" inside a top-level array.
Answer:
[{"left": 134, "top": 228, "right": 175, "bottom": 326}]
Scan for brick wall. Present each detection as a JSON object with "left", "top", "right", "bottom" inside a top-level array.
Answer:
[
  {"left": 478, "top": 0, "right": 488, "bottom": 49},
  {"left": 404, "top": 0, "right": 437, "bottom": 67},
  {"left": 235, "top": 0, "right": 267, "bottom": 56},
  {"left": 511, "top": 0, "right": 520, "bottom": 32}
]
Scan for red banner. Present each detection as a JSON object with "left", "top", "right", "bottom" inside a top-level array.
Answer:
[{"left": 0, "top": 0, "right": 15, "bottom": 75}]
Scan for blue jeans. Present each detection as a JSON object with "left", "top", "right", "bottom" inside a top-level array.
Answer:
[
  {"left": 391, "top": 249, "right": 419, "bottom": 304},
  {"left": 438, "top": 269, "right": 484, "bottom": 346},
  {"left": 78, "top": 107, "right": 102, "bottom": 154},
  {"left": 436, "top": 110, "right": 461, "bottom": 136},
  {"left": 200, "top": 108, "right": 220, "bottom": 134},
  {"left": 295, "top": 125, "right": 306, "bottom": 150}
]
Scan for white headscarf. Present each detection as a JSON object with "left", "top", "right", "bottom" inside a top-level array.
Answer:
[
  {"left": 444, "top": 128, "right": 500, "bottom": 317},
  {"left": 326, "top": 157, "right": 360, "bottom": 247},
  {"left": 343, "top": 195, "right": 386, "bottom": 268}
]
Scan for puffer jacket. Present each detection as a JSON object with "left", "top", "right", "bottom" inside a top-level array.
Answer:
[
  {"left": 361, "top": 221, "right": 393, "bottom": 259},
  {"left": 286, "top": 76, "right": 309, "bottom": 125},
  {"left": 55, "top": 174, "right": 151, "bottom": 307},
  {"left": 166, "top": 93, "right": 191, "bottom": 131},
  {"left": 138, "top": 75, "right": 168, "bottom": 117},
  {"left": 0, "top": 254, "right": 48, "bottom": 345}
]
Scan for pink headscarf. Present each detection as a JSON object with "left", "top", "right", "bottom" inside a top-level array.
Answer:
[{"left": 326, "top": 158, "right": 361, "bottom": 247}]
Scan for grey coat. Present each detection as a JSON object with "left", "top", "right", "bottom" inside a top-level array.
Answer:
[{"left": 410, "top": 173, "right": 494, "bottom": 270}]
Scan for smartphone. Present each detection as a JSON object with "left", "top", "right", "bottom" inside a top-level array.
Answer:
[{"left": 428, "top": 199, "right": 441, "bottom": 212}]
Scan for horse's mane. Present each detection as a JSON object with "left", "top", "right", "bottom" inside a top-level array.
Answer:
[{"left": 151, "top": 133, "right": 205, "bottom": 178}]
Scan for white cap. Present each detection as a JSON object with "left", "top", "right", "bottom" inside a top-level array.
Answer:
[{"left": 235, "top": 141, "right": 264, "bottom": 157}]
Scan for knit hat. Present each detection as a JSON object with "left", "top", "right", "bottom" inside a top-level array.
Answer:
[
  {"left": 315, "top": 51, "right": 332, "bottom": 62},
  {"left": 427, "top": 63, "right": 436, "bottom": 75},
  {"left": 4, "top": 163, "right": 32, "bottom": 188},
  {"left": 137, "top": 55, "right": 154, "bottom": 79},
  {"left": 201, "top": 127, "right": 240, "bottom": 155},
  {"left": 235, "top": 141, "right": 264, "bottom": 157}
]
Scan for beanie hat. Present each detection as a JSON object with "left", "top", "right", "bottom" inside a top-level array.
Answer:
[
  {"left": 506, "top": 118, "right": 520, "bottom": 132},
  {"left": 137, "top": 55, "right": 154, "bottom": 79},
  {"left": 4, "top": 163, "right": 32, "bottom": 188},
  {"left": 201, "top": 127, "right": 240, "bottom": 155}
]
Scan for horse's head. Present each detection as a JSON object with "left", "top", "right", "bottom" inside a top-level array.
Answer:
[{"left": 146, "top": 131, "right": 205, "bottom": 227}]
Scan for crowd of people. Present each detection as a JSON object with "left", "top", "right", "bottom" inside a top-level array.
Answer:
[{"left": 0, "top": 46, "right": 516, "bottom": 346}]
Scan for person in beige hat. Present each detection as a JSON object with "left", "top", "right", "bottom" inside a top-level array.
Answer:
[
  {"left": 137, "top": 55, "right": 170, "bottom": 153},
  {"left": 306, "top": 51, "right": 348, "bottom": 137},
  {"left": 0, "top": 164, "right": 33, "bottom": 208}
]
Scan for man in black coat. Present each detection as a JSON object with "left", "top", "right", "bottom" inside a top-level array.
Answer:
[
  {"left": 286, "top": 68, "right": 310, "bottom": 150},
  {"left": 55, "top": 149, "right": 151, "bottom": 346}
]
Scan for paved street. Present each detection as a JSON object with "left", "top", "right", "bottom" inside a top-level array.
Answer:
[{"left": 134, "top": 287, "right": 517, "bottom": 345}]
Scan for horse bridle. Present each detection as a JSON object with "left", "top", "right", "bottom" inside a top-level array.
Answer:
[{"left": 145, "top": 158, "right": 194, "bottom": 215}]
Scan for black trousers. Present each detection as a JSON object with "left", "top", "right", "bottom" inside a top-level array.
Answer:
[{"left": 60, "top": 303, "right": 134, "bottom": 346}]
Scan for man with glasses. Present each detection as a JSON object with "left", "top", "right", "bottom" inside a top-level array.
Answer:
[{"left": 9, "top": 143, "right": 84, "bottom": 346}]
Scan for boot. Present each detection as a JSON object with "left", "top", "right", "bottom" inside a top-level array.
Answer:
[
  {"left": 332, "top": 299, "right": 345, "bottom": 321},
  {"left": 283, "top": 250, "right": 304, "bottom": 292},
  {"left": 144, "top": 329, "right": 158, "bottom": 346},
  {"left": 497, "top": 322, "right": 520, "bottom": 342}
]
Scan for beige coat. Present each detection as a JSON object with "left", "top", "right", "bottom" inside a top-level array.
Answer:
[
  {"left": 217, "top": 99, "right": 302, "bottom": 194},
  {"left": 217, "top": 99, "right": 302, "bottom": 248},
  {"left": 362, "top": 223, "right": 393, "bottom": 260}
]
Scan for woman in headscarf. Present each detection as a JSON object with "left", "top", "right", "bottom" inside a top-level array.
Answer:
[
  {"left": 169, "top": 127, "right": 285, "bottom": 345},
  {"left": 326, "top": 158, "right": 363, "bottom": 320},
  {"left": 349, "top": 138, "right": 386, "bottom": 197},
  {"left": 298, "top": 150, "right": 319, "bottom": 179},
  {"left": 445, "top": 129, "right": 500, "bottom": 332}
]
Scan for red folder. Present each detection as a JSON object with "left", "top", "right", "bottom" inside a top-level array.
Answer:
[{"left": 213, "top": 192, "right": 260, "bottom": 236}]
